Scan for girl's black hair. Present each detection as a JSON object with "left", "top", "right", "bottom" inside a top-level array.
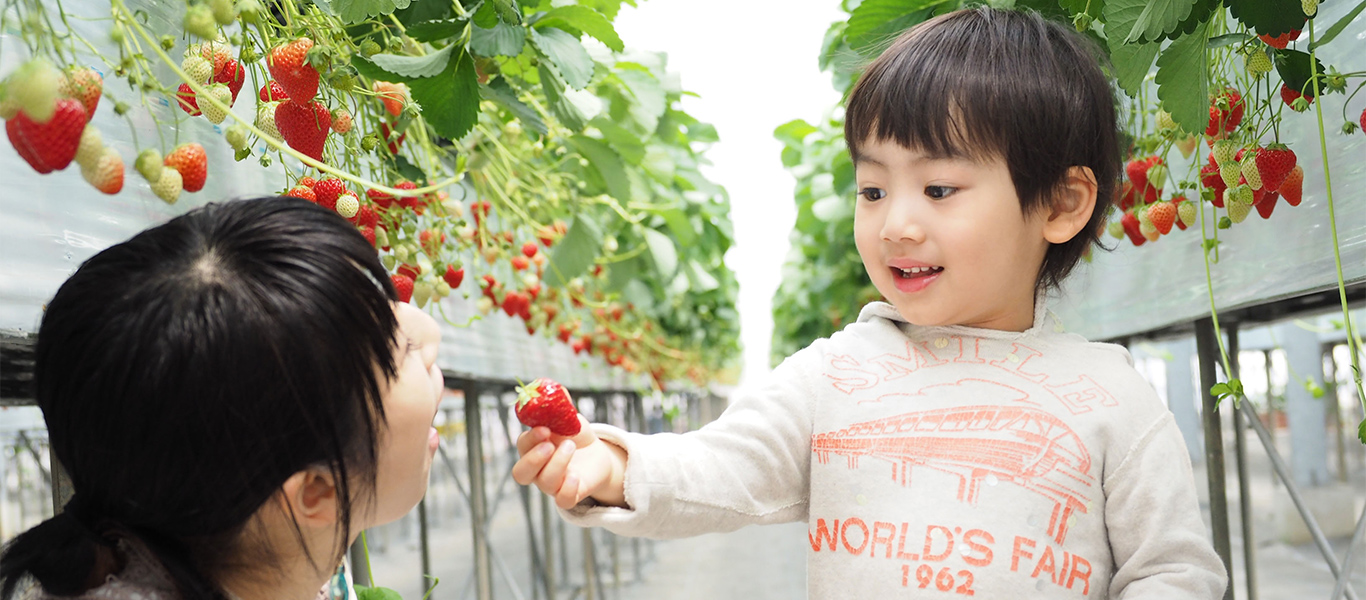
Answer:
[
  {"left": 1, "top": 197, "right": 400, "bottom": 597},
  {"left": 844, "top": 7, "right": 1122, "bottom": 291}
]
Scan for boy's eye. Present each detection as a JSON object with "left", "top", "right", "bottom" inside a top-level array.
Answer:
[
  {"left": 858, "top": 187, "right": 886, "bottom": 201},
  {"left": 925, "top": 186, "right": 956, "bottom": 200}
]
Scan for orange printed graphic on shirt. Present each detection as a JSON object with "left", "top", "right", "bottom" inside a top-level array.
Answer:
[{"left": 812, "top": 404, "right": 1094, "bottom": 544}]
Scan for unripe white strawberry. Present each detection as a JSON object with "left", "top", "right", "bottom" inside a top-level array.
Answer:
[
  {"left": 255, "top": 101, "right": 281, "bottom": 140},
  {"left": 182, "top": 55, "right": 213, "bottom": 84},
  {"left": 135, "top": 148, "right": 163, "bottom": 183},
  {"left": 74, "top": 124, "right": 104, "bottom": 170},
  {"left": 151, "top": 167, "right": 183, "bottom": 204},
  {"left": 335, "top": 191, "right": 359, "bottom": 218},
  {"left": 200, "top": 83, "right": 231, "bottom": 124}
]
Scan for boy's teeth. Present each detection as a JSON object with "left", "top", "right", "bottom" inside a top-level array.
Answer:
[{"left": 895, "top": 266, "right": 941, "bottom": 277}]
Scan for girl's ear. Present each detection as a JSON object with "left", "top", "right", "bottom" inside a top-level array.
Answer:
[
  {"left": 279, "top": 467, "right": 341, "bottom": 528},
  {"left": 1043, "top": 166, "right": 1099, "bottom": 244}
]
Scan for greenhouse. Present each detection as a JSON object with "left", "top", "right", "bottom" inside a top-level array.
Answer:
[{"left": 0, "top": 0, "right": 1363, "bottom": 598}]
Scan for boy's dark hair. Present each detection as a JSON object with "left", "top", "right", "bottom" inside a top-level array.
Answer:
[
  {"left": 1, "top": 197, "right": 400, "bottom": 598},
  {"left": 844, "top": 7, "right": 1120, "bottom": 291}
]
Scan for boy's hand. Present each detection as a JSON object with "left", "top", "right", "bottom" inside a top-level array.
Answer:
[{"left": 512, "top": 415, "right": 628, "bottom": 510}]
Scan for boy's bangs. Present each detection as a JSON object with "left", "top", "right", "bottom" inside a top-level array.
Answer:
[{"left": 845, "top": 36, "right": 1009, "bottom": 165}]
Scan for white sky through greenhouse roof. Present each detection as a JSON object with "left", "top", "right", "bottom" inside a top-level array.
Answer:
[{"left": 614, "top": 0, "right": 844, "bottom": 386}]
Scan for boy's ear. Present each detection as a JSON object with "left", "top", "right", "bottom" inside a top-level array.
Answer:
[
  {"left": 279, "top": 467, "right": 341, "bottom": 528},
  {"left": 1042, "top": 166, "right": 1099, "bottom": 244}
]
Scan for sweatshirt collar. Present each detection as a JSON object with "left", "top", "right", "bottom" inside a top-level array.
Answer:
[{"left": 856, "top": 289, "right": 1062, "bottom": 341}]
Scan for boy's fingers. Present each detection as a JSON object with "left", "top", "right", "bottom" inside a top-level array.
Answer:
[
  {"left": 556, "top": 474, "right": 582, "bottom": 510},
  {"left": 516, "top": 427, "right": 551, "bottom": 455},
  {"left": 533, "top": 439, "right": 576, "bottom": 498},
  {"left": 569, "top": 415, "right": 596, "bottom": 447},
  {"left": 511, "top": 441, "right": 555, "bottom": 485}
]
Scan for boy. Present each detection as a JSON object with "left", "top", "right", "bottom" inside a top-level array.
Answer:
[{"left": 513, "top": 7, "right": 1227, "bottom": 598}]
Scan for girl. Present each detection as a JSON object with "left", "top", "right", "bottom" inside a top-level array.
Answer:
[{"left": 0, "top": 197, "right": 444, "bottom": 600}]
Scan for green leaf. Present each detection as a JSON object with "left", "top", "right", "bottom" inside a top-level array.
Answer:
[
  {"left": 393, "top": 154, "right": 425, "bottom": 182},
  {"left": 408, "top": 49, "right": 480, "bottom": 140},
  {"left": 393, "top": 0, "right": 454, "bottom": 26},
  {"left": 470, "top": 20, "right": 527, "bottom": 57},
  {"left": 1105, "top": 0, "right": 1199, "bottom": 44},
  {"left": 1060, "top": 0, "right": 1103, "bottom": 19},
  {"left": 405, "top": 18, "right": 467, "bottom": 43},
  {"left": 657, "top": 207, "right": 696, "bottom": 247},
  {"left": 1154, "top": 23, "right": 1210, "bottom": 138},
  {"left": 539, "top": 63, "right": 587, "bottom": 130},
  {"left": 591, "top": 118, "right": 645, "bottom": 164},
  {"left": 473, "top": 0, "right": 499, "bottom": 28},
  {"left": 622, "top": 279, "right": 655, "bottom": 312},
  {"left": 1015, "top": 0, "right": 1071, "bottom": 21},
  {"left": 1274, "top": 49, "right": 1329, "bottom": 96},
  {"left": 1208, "top": 32, "right": 1254, "bottom": 48},
  {"left": 812, "top": 195, "right": 852, "bottom": 222},
  {"left": 480, "top": 78, "right": 547, "bottom": 136},
  {"left": 545, "top": 214, "right": 603, "bottom": 287},
  {"left": 534, "top": 6, "right": 624, "bottom": 52},
  {"left": 774, "top": 119, "right": 817, "bottom": 148},
  {"left": 1357, "top": 418, "right": 1366, "bottom": 445},
  {"left": 846, "top": 0, "right": 949, "bottom": 52},
  {"left": 569, "top": 135, "right": 630, "bottom": 203},
  {"left": 579, "top": 0, "right": 627, "bottom": 20},
  {"left": 355, "top": 587, "right": 403, "bottom": 600},
  {"left": 331, "top": 0, "right": 412, "bottom": 24},
  {"left": 1109, "top": 41, "right": 1159, "bottom": 97},
  {"left": 641, "top": 227, "right": 678, "bottom": 278},
  {"left": 370, "top": 45, "right": 453, "bottom": 78},
  {"left": 606, "top": 254, "right": 641, "bottom": 292},
  {"left": 1227, "top": 0, "right": 1306, "bottom": 36},
  {"left": 615, "top": 68, "right": 665, "bottom": 135},
  {"left": 1311, "top": 0, "right": 1366, "bottom": 50},
  {"left": 1210, "top": 382, "right": 1232, "bottom": 396},
  {"left": 685, "top": 259, "right": 719, "bottom": 293},
  {"left": 493, "top": 0, "right": 522, "bottom": 24},
  {"left": 531, "top": 27, "right": 594, "bottom": 90}
]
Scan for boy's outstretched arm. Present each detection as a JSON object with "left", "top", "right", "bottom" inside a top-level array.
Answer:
[
  {"left": 512, "top": 415, "right": 628, "bottom": 509},
  {"left": 1105, "top": 413, "right": 1228, "bottom": 598}
]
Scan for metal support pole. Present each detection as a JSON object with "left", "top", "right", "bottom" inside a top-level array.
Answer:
[
  {"left": 349, "top": 539, "right": 370, "bottom": 586},
  {"left": 49, "top": 447, "right": 72, "bottom": 513},
  {"left": 418, "top": 497, "right": 431, "bottom": 593},
  {"left": 542, "top": 491, "right": 556, "bottom": 599},
  {"left": 1331, "top": 501, "right": 1366, "bottom": 600},
  {"left": 1195, "top": 317, "right": 1234, "bottom": 600},
  {"left": 582, "top": 528, "right": 598, "bottom": 600},
  {"left": 465, "top": 383, "right": 494, "bottom": 600},
  {"left": 1239, "top": 399, "right": 1361, "bottom": 600},
  {"left": 1229, "top": 328, "right": 1257, "bottom": 600},
  {"left": 629, "top": 393, "right": 643, "bottom": 584}
]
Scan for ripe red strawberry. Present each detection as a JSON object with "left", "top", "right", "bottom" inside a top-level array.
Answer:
[
  {"left": 1280, "top": 84, "right": 1314, "bottom": 110},
  {"left": 360, "top": 226, "right": 377, "bottom": 246},
  {"left": 367, "top": 188, "right": 395, "bottom": 210},
  {"left": 373, "top": 81, "right": 408, "bottom": 117},
  {"left": 521, "top": 241, "right": 538, "bottom": 258},
  {"left": 259, "top": 80, "right": 289, "bottom": 102},
  {"left": 511, "top": 256, "right": 530, "bottom": 271},
  {"left": 267, "top": 38, "right": 319, "bottom": 103},
  {"left": 443, "top": 265, "right": 465, "bottom": 289},
  {"left": 502, "top": 290, "right": 525, "bottom": 317},
  {"left": 1147, "top": 201, "right": 1176, "bottom": 235},
  {"left": 355, "top": 204, "right": 378, "bottom": 228},
  {"left": 536, "top": 225, "right": 556, "bottom": 247},
  {"left": 1200, "top": 158, "right": 1227, "bottom": 207},
  {"left": 1360, "top": 107, "right": 1365, "bottom": 133},
  {"left": 164, "top": 143, "right": 207, "bottom": 192},
  {"left": 1120, "top": 209, "right": 1145, "bottom": 246},
  {"left": 1256, "top": 145, "right": 1297, "bottom": 192},
  {"left": 1280, "top": 164, "right": 1304, "bottom": 206},
  {"left": 175, "top": 83, "right": 201, "bottom": 116},
  {"left": 1255, "top": 191, "right": 1279, "bottom": 219},
  {"left": 514, "top": 378, "right": 580, "bottom": 436},
  {"left": 313, "top": 177, "right": 346, "bottom": 210},
  {"left": 391, "top": 274, "right": 415, "bottom": 303},
  {"left": 214, "top": 58, "right": 246, "bottom": 104},
  {"left": 287, "top": 185, "right": 315, "bottom": 202},
  {"left": 5, "top": 99, "right": 86, "bottom": 174},
  {"left": 380, "top": 121, "right": 405, "bottom": 154},
  {"left": 1259, "top": 29, "right": 1300, "bottom": 49},
  {"left": 274, "top": 99, "right": 331, "bottom": 163},
  {"left": 397, "top": 263, "right": 420, "bottom": 281},
  {"left": 1206, "top": 88, "right": 1245, "bottom": 137},
  {"left": 299, "top": 176, "right": 318, "bottom": 188},
  {"left": 61, "top": 68, "right": 102, "bottom": 122},
  {"left": 557, "top": 323, "right": 575, "bottom": 344}
]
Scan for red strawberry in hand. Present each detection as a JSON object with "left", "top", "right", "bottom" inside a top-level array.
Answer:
[
  {"left": 267, "top": 38, "right": 319, "bottom": 103},
  {"left": 5, "top": 98, "right": 86, "bottom": 174},
  {"left": 515, "top": 378, "right": 580, "bottom": 436},
  {"left": 275, "top": 99, "right": 331, "bottom": 163}
]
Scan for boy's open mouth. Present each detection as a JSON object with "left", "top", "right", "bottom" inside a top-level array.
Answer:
[{"left": 892, "top": 266, "right": 943, "bottom": 279}]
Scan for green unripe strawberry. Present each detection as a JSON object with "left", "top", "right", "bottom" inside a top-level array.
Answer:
[
  {"left": 238, "top": 0, "right": 262, "bottom": 23},
  {"left": 1226, "top": 198, "right": 1251, "bottom": 223},
  {"left": 360, "top": 39, "right": 382, "bottom": 57},
  {"left": 184, "top": 4, "right": 218, "bottom": 40},
  {"left": 1240, "top": 154, "right": 1263, "bottom": 190},
  {"left": 8, "top": 58, "right": 62, "bottom": 123},
  {"left": 1107, "top": 221, "right": 1124, "bottom": 239},
  {"left": 1220, "top": 162, "right": 1241, "bottom": 188},
  {"left": 200, "top": 83, "right": 232, "bottom": 124},
  {"left": 225, "top": 123, "right": 249, "bottom": 151},
  {"left": 135, "top": 148, "right": 164, "bottom": 182},
  {"left": 1178, "top": 201, "right": 1198, "bottom": 228},
  {"left": 1245, "top": 50, "right": 1273, "bottom": 77},
  {"left": 211, "top": 0, "right": 237, "bottom": 25},
  {"left": 1212, "top": 140, "right": 1238, "bottom": 166},
  {"left": 1302, "top": 0, "right": 1317, "bottom": 16},
  {"left": 182, "top": 55, "right": 213, "bottom": 84}
]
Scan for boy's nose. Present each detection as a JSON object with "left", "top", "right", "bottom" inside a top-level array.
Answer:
[{"left": 881, "top": 196, "right": 927, "bottom": 243}]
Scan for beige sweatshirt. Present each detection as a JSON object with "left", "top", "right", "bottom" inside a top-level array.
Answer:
[{"left": 563, "top": 301, "right": 1227, "bottom": 599}]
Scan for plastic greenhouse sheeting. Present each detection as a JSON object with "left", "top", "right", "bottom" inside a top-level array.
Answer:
[
  {"left": 0, "top": 0, "right": 643, "bottom": 391},
  {"left": 1053, "top": 4, "right": 1366, "bottom": 342}
]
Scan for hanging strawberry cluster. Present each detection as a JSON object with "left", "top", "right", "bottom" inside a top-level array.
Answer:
[{"left": 0, "top": 0, "right": 742, "bottom": 388}]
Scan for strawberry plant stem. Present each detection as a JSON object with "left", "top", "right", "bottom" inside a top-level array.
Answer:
[{"left": 1307, "top": 19, "right": 1366, "bottom": 438}]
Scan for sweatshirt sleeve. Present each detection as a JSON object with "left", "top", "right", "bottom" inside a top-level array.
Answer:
[
  {"left": 558, "top": 348, "right": 821, "bottom": 539},
  {"left": 1104, "top": 412, "right": 1228, "bottom": 599}
]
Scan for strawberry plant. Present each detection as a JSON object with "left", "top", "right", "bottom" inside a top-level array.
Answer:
[
  {"left": 775, "top": 0, "right": 1365, "bottom": 439},
  {"left": 1, "top": 0, "right": 743, "bottom": 397}
]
